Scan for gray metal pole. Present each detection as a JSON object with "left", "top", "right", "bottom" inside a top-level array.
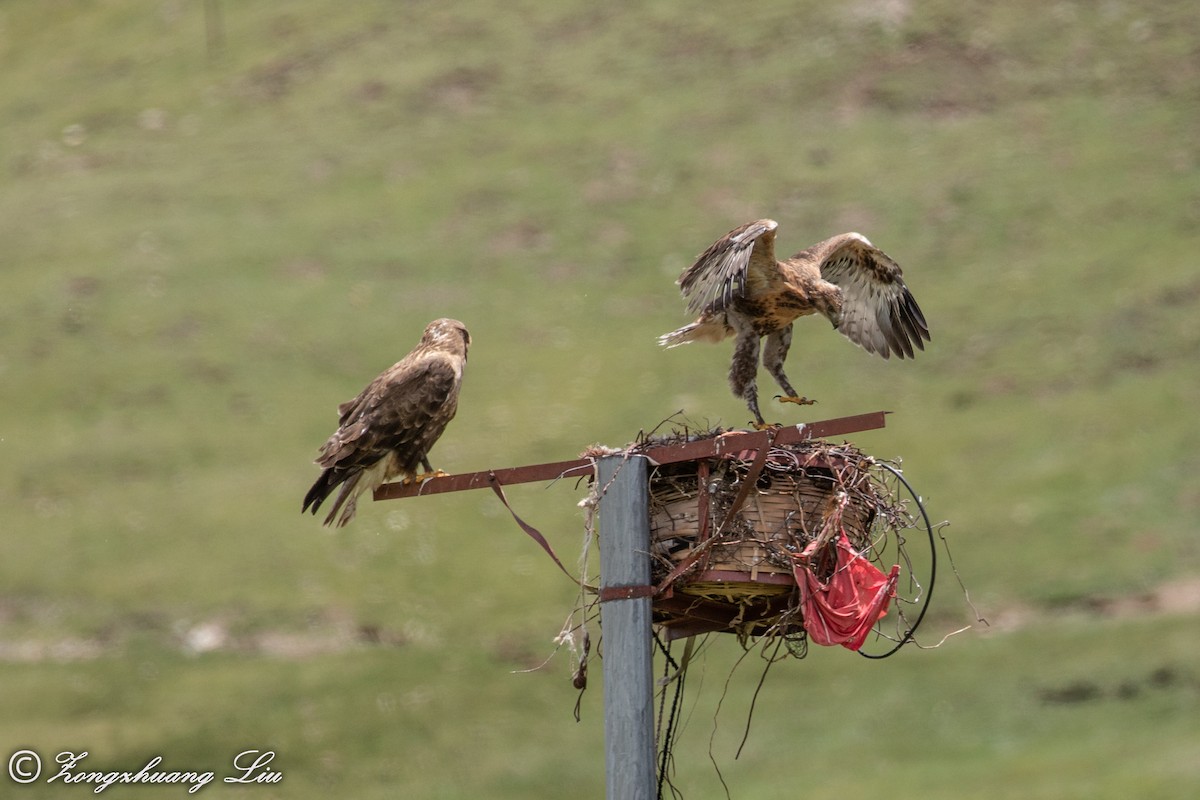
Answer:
[{"left": 597, "top": 454, "right": 656, "bottom": 800}]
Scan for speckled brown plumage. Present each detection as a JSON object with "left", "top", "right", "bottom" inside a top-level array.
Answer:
[
  {"left": 303, "top": 318, "right": 470, "bottom": 527},
  {"left": 659, "top": 219, "right": 929, "bottom": 426}
]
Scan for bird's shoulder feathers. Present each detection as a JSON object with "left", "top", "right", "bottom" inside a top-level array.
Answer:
[{"left": 318, "top": 351, "right": 462, "bottom": 470}]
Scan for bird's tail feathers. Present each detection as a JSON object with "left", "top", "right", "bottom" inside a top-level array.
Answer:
[
  {"left": 323, "top": 471, "right": 364, "bottom": 528},
  {"left": 657, "top": 318, "right": 728, "bottom": 348},
  {"left": 303, "top": 467, "right": 365, "bottom": 528},
  {"left": 302, "top": 468, "right": 339, "bottom": 515}
]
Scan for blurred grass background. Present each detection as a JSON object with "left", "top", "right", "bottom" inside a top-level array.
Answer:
[{"left": 1, "top": 0, "right": 1198, "bottom": 797}]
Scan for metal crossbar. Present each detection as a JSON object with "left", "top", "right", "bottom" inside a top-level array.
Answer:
[{"left": 372, "top": 411, "right": 888, "bottom": 501}]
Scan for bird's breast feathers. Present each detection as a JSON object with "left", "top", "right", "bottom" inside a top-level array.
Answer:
[{"left": 733, "top": 284, "right": 820, "bottom": 334}]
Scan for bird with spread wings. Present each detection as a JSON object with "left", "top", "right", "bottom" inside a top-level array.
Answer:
[
  {"left": 659, "top": 219, "right": 929, "bottom": 427},
  {"left": 303, "top": 318, "right": 470, "bottom": 527}
]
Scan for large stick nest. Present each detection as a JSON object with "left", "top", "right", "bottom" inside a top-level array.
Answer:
[{"left": 632, "top": 431, "right": 912, "bottom": 645}]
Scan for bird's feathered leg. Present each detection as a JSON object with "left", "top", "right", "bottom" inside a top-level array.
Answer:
[
  {"left": 762, "top": 325, "right": 817, "bottom": 408},
  {"left": 728, "top": 322, "right": 767, "bottom": 428}
]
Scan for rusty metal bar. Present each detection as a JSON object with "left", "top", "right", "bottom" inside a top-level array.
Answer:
[
  {"left": 372, "top": 410, "right": 888, "bottom": 501},
  {"left": 373, "top": 458, "right": 593, "bottom": 500},
  {"left": 640, "top": 410, "right": 889, "bottom": 466}
]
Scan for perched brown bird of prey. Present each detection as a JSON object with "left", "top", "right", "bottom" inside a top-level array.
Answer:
[
  {"left": 659, "top": 219, "right": 929, "bottom": 427},
  {"left": 303, "top": 318, "right": 470, "bottom": 527}
]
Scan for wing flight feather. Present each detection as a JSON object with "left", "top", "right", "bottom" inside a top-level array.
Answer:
[
  {"left": 678, "top": 219, "right": 779, "bottom": 315},
  {"left": 817, "top": 234, "right": 930, "bottom": 360}
]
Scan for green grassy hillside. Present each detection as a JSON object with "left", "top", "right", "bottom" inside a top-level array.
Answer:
[{"left": 2, "top": 1, "right": 1198, "bottom": 797}]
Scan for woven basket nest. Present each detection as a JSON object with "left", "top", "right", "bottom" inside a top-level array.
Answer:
[{"left": 635, "top": 432, "right": 896, "bottom": 640}]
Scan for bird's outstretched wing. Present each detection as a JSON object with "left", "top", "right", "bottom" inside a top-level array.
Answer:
[
  {"left": 678, "top": 219, "right": 780, "bottom": 315},
  {"left": 814, "top": 233, "right": 931, "bottom": 359}
]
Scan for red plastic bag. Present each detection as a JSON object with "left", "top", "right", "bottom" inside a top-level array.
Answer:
[{"left": 793, "top": 531, "right": 900, "bottom": 651}]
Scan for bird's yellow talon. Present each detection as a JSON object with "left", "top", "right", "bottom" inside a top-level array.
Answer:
[
  {"left": 404, "top": 469, "right": 449, "bottom": 485},
  {"left": 775, "top": 395, "right": 817, "bottom": 406},
  {"left": 751, "top": 421, "right": 782, "bottom": 431}
]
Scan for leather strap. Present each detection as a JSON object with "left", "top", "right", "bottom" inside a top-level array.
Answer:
[{"left": 488, "top": 471, "right": 577, "bottom": 583}]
